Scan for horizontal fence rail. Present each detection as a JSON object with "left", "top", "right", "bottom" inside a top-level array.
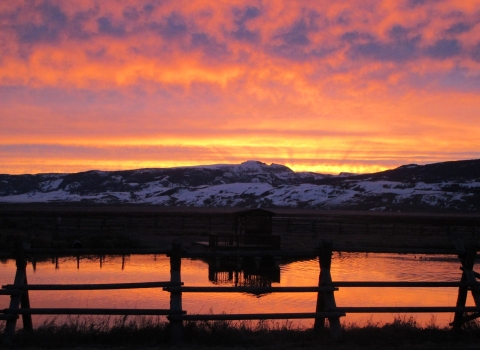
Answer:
[
  {"left": 163, "top": 286, "right": 339, "bottom": 293},
  {"left": 335, "top": 307, "right": 480, "bottom": 313},
  {"left": 1, "top": 239, "right": 480, "bottom": 345},
  {"left": 3, "top": 281, "right": 182, "bottom": 291},
  {"left": 2, "top": 308, "right": 186, "bottom": 315},
  {"left": 171, "top": 312, "right": 347, "bottom": 321},
  {"left": 331, "top": 281, "right": 480, "bottom": 287}
]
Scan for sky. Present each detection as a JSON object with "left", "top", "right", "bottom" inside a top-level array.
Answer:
[{"left": 1, "top": 0, "right": 480, "bottom": 175}]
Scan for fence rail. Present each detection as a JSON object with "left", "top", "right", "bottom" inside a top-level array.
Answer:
[
  {"left": 3, "top": 308, "right": 185, "bottom": 316},
  {"left": 1, "top": 238, "right": 480, "bottom": 345},
  {"left": 3, "top": 281, "right": 181, "bottom": 290}
]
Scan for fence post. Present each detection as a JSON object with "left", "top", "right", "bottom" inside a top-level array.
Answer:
[
  {"left": 314, "top": 242, "right": 326, "bottom": 331},
  {"left": 3, "top": 237, "right": 33, "bottom": 345},
  {"left": 452, "top": 241, "right": 478, "bottom": 330},
  {"left": 169, "top": 240, "right": 183, "bottom": 343},
  {"left": 314, "top": 240, "right": 341, "bottom": 339}
]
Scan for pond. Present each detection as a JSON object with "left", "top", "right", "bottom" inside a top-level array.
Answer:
[{"left": 0, "top": 252, "right": 475, "bottom": 328}]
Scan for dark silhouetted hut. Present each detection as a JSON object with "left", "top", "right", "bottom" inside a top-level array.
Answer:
[
  {"left": 234, "top": 208, "right": 275, "bottom": 236},
  {"left": 206, "top": 208, "right": 280, "bottom": 250}
]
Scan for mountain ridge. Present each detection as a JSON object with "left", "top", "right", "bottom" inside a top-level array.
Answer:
[{"left": 1, "top": 159, "right": 479, "bottom": 212}]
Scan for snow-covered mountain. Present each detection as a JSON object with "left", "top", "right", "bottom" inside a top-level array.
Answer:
[{"left": 1, "top": 160, "right": 479, "bottom": 212}]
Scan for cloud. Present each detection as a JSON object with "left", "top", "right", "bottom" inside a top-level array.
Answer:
[
  {"left": 15, "top": 3, "right": 67, "bottom": 44},
  {"left": 278, "top": 21, "right": 311, "bottom": 46},
  {"left": 191, "top": 32, "right": 230, "bottom": 59},
  {"left": 472, "top": 41, "right": 480, "bottom": 62},
  {"left": 97, "top": 16, "right": 127, "bottom": 37},
  {"left": 267, "top": 10, "right": 336, "bottom": 61},
  {"left": 150, "top": 12, "right": 188, "bottom": 40},
  {"left": 388, "top": 25, "right": 412, "bottom": 40},
  {"left": 425, "top": 39, "right": 461, "bottom": 59},
  {"left": 230, "top": 6, "right": 261, "bottom": 43},
  {"left": 1, "top": 1, "right": 480, "bottom": 175},
  {"left": 445, "top": 22, "right": 473, "bottom": 34},
  {"left": 348, "top": 36, "right": 421, "bottom": 62},
  {"left": 123, "top": 7, "right": 141, "bottom": 21}
]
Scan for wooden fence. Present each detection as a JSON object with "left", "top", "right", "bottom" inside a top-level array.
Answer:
[{"left": 1, "top": 239, "right": 480, "bottom": 344}]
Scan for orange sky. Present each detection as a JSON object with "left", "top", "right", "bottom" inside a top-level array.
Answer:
[{"left": 1, "top": 0, "right": 480, "bottom": 175}]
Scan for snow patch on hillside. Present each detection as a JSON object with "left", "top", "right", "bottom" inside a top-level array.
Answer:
[{"left": 39, "top": 179, "right": 63, "bottom": 191}]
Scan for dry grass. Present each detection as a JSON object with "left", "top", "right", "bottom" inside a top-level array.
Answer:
[{"left": 3, "top": 315, "right": 480, "bottom": 349}]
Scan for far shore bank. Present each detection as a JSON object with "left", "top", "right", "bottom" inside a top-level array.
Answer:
[{"left": 1, "top": 204, "right": 479, "bottom": 254}]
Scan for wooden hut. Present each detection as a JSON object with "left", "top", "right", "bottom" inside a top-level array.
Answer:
[
  {"left": 234, "top": 208, "right": 274, "bottom": 235},
  {"left": 207, "top": 208, "right": 280, "bottom": 250}
]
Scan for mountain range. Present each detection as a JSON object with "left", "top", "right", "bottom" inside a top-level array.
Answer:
[{"left": 1, "top": 159, "right": 479, "bottom": 212}]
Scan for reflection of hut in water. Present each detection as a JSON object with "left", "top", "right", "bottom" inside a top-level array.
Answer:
[
  {"left": 206, "top": 209, "right": 280, "bottom": 250},
  {"left": 207, "top": 257, "right": 280, "bottom": 289}
]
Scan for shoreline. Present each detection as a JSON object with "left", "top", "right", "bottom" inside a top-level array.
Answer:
[{"left": 1, "top": 204, "right": 480, "bottom": 254}]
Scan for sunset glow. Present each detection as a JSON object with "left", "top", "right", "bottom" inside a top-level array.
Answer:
[{"left": 1, "top": 0, "right": 480, "bottom": 174}]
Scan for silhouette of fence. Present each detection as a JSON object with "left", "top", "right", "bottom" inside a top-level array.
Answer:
[{"left": 1, "top": 239, "right": 480, "bottom": 345}]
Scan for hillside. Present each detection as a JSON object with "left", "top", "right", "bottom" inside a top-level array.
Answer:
[{"left": 1, "top": 159, "right": 479, "bottom": 212}]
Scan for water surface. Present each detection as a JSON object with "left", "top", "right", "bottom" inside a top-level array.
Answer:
[{"left": 0, "top": 253, "right": 474, "bottom": 328}]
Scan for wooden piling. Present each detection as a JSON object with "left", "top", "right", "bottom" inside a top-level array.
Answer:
[
  {"left": 3, "top": 238, "right": 32, "bottom": 345},
  {"left": 314, "top": 240, "right": 341, "bottom": 339},
  {"left": 169, "top": 240, "right": 183, "bottom": 343},
  {"left": 452, "top": 241, "right": 467, "bottom": 329},
  {"left": 452, "top": 241, "right": 477, "bottom": 330}
]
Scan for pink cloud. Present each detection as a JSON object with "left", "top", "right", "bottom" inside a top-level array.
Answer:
[{"left": 1, "top": 0, "right": 479, "bottom": 174}]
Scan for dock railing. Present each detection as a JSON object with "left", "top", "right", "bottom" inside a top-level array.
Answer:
[{"left": 1, "top": 239, "right": 480, "bottom": 344}]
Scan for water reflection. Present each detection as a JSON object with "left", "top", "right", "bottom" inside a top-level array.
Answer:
[
  {"left": 207, "top": 257, "right": 280, "bottom": 288},
  {"left": 0, "top": 253, "right": 475, "bottom": 328}
]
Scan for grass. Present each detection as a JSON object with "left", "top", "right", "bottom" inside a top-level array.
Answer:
[{"left": 3, "top": 315, "right": 480, "bottom": 349}]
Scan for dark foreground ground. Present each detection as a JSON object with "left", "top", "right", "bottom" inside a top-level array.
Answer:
[{"left": 3, "top": 316, "right": 480, "bottom": 350}]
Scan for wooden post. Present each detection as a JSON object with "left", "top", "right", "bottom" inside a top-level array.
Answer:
[
  {"left": 314, "top": 240, "right": 341, "bottom": 339},
  {"left": 451, "top": 241, "right": 480, "bottom": 331},
  {"left": 17, "top": 239, "right": 32, "bottom": 332},
  {"left": 3, "top": 238, "right": 33, "bottom": 345},
  {"left": 169, "top": 240, "right": 183, "bottom": 343}
]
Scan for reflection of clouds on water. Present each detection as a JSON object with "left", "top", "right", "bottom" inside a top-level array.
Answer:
[{"left": 330, "top": 253, "right": 463, "bottom": 282}]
